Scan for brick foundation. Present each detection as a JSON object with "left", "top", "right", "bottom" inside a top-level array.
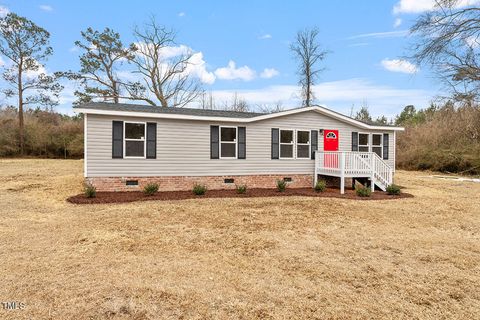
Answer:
[{"left": 86, "top": 174, "right": 314, "bottom": 192}]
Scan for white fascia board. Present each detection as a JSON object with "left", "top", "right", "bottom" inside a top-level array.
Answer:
[{"left": 74, "top": 106, "right": 405, "bottom": 131}]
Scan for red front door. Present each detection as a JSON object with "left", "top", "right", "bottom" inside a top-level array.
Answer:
[
  {"left": 324, "top": 130, "right": 339, "bottom": 151},
  {"left": 323, "top": 130, "right": 339, "bottom": 168}
]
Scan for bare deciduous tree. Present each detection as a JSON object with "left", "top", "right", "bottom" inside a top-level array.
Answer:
[
  {"left": 200, "top": 91, "right": 215, "bottom": 110},
  {"left": 290, "top": 28, "right": 327, "bottom": 107},
  {"left": 257, "top": 101, "right": 284, "bottom": 113},
  {"left": 410, "top": 0, "right": 480, "bottom": 101},
  {"left": 130, "top": 17, "right": 203, "bottom": 107},
  {"left": 0, "top": 13, "right": 62, "bottom": 154}
]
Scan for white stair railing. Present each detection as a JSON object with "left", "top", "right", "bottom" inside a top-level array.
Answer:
[
  {"left": 314, "top": 151, "right": 393, "bottom": 193},
  {"left": 372, "top": 152, "right": 393, "bottom": 188}
]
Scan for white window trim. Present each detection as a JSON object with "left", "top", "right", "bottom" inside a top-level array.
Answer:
[
  {"left": 219, "top": 126, "right": 237, "bottom": 159},
  {"left": 296, "top": 130, "right": 310, "bottom": 159},
  {"left": 358, "top": 132, "right": 370, "bottom": 153},
  {"left": 124, "top": 121, "right": 146, "bottom": 159},
  {"left": 371, "top": 133, "right": 383, "bottom": 158},
  {"left": 279, "top": 129, "right": 295, "bottom": 159}
]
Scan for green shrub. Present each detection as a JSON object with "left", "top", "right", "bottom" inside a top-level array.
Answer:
[
  {"left": 84, "top": 184, "right": 96, "bottom": 198},
  {"left": 236, "top": 184, "right": 247, "bottom": 194},
  {"left": 386, "top": 184, "right": 401, "bottom": 195},
  {"left": 355, "top": 186, "right": 371, "bottom": 197},
  {"left": 314, "top": 180, "right": 327, "bottom": 192},
  {"left": 276, "top": 179, "right": 287, "bottom": 192},
  {"left": 143, "top": 183, "right": 159, "bottom": 196},
  {"left": 193, "top": 183, "right": 207, "bottom": 195}
]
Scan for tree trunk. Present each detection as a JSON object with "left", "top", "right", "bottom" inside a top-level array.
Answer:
[
  {"left": 305, "top": 65, "right": 311, "bottom": 107},
  {"left": 113, "top": 80, "right": 119, "bottom": 103},
  {"left": 160, "top": 97, "right": 168, "bottom": 108},
  {"left": 18, "top": 68, "right": 24, "bottom": 155}
]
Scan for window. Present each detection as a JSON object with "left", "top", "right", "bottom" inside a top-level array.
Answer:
[
  {"left": 326, "top": 132, "right": 336, "bottom": 139},
  {"left": 220, "top": 127, "right": 237, "bottom": 158},
  {"left": 124, "top": 122, "right": 145, "bottom": 158},
  {"left": 296, "top": 130, "right": 310, "bottom": 158},
  {"left": 358, "top": 133, "right": 369, "bottom": 152},
  {"left": 280, "top": 130, "right": 294, "bottom": 158},
  {"left": 372, "top": 134, "right": 383, "bottom": 157}
]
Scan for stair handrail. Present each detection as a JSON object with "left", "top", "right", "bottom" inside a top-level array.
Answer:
[{"left": 372, "top": 152, "right": 393, "bottom": 186}]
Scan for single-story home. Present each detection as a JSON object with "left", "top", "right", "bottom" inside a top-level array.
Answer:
[{"left": 74, "top": 102, "right": 404, "bottom": 193}]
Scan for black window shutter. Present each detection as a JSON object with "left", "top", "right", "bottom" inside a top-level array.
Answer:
[
  {"left": 383, "top": 133, "right": 389, "bottom": 160},
  {"left": 210, "top": 126, "right": 219, "bottom": 159},
  {"left": 271, "top": 128, "right": 279, "bottom": 159},
  {"left": 238, "top": 127, "right": 246, "bottom": 159},
  {"left": 146, "top": 122, "right": 157, "bottom": 159},
  {"left": 112, "top": 121, "right": 123, "bottom": 158},
  {"left": 352, "top": 132, "right": 359, "bottom": 152},
  {"left": 310, "top": 130, "right": 318, "bottom": 160}
]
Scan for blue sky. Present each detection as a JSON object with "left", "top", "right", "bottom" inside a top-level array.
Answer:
[{"left": 1, "top": 0, "right": 443, "bottom": 118}]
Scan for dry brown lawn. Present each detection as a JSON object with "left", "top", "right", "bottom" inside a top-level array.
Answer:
[{"left": 0, "top": 159, "right": 479, "bottom": 319}]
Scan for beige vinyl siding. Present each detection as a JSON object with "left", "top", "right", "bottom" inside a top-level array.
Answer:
[{"left": 86, "top": 111, "right": 396, "bottom": 177}]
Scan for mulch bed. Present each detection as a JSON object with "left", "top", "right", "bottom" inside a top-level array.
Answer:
[{"left": 67, "top": 187, "right": 414, "bottom": 204}]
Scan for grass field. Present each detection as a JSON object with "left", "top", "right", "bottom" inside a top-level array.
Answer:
[{"left": 0, "top": 159, "right": 479, "bottom": 319}]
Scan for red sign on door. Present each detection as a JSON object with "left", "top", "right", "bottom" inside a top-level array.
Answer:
[{"left": 324, "top": 129, "right": 339, "bottom": 151}]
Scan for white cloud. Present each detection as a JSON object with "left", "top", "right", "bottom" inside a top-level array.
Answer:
[
  {"left": 0, "top": 5, "right": 10, "bottom": 17},
  {"left": 39, "top": 5, "right": 53, "bottom": 12},
  {"left": 24, "top": 64, "right": 48, "bottom": 79},
  {"left": 260, "top": 68, "right": 279, "bottom": 79},
  {"left": 57, "top": 80, "right": 77, "bottom": 107},
  {"left": 178, "top": 12, "right": 185, "bottom": 17},
  {"left": 381, "top": 58, "right": 419, "bottom": 74},
  {"left": 258, "top": 34, "right": 272, "bottom": 40},
  {"left": 206, "top": 78, "right": 432, "bottom": 118},
  {"left": 185, "top": 52, "right": 215, "bottom": 84},
  {"left": 394, "top": 18, "right": 402, "bottom": 28},
  {"left": 348, "top": 30, "right": 408, "bottom": 40},
  {"left": 214, "top": 60, "right": 256, "bottom": 81},
  {"left": 0, "top": 56, "right": 5, "bottom": 67},
  {"left": 393, "top": 0, "right": 480, "bottom": 14},
  {"left": 69, "top": 46, "right": 78, "bottom": 52},
  {"left": 130, "top": 43, "right": 216, "bottom": 85}
]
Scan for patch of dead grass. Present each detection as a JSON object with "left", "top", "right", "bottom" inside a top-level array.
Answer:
[{"left": 0, "top": 159, "right": 479, "bottom": 319}]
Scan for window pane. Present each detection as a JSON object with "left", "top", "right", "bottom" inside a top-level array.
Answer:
[
  {"left": 359, "top": 146, "right": 369, "bottom": 152},
  {"left": 221, "top": 127, "right": 236, "bottom": 142},
  {"left": 280, "top": 144, "right": 293, "bottom": 158},
  {"left": 297, "top": 131, "right": 309, "bottom": 144},
  {"left": 297, "top": 145, "right": 309, "bottom": 158},
  {"left": 125, "top": 123, "right": 145, "bottom": 139},
  {"left": 221, "top": 143, "right": 236, "bottom": 157},
  {"left": 359, "top": 133, "right": 369, "bottom": 145},
  {"left": 372, "top": 147, "right": 382, "bottom": 157},
  {"left": 125, "top": 140, "right": 144, "bottom": 157},
  {"left": 372, "top": 134, "right": 382, "bottom": 146},
  {"left": 280, "top": 130, "right": 293, "bottom": 143}
]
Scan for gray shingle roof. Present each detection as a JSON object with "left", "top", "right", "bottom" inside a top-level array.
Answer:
[
  {"left": 74, "top": 102, "right": 265, "bottom": 118},
  {"left": 74, "top": 102, "right": 400, "bottom": 129}
]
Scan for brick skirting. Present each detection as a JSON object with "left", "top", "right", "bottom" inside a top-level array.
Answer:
[{"left": 86, "top": 174, "right": 314, "bottom": 192}]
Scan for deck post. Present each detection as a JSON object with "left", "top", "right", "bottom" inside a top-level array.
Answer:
[
  {"left": 371, "top": 154, "right": 375, "bottom": 193},
  {"left": 340, "top": 152, "right": 345, "bottom": 194},
  {"left": 313, "top": 151, "right": 318, "bottom": 187}
]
